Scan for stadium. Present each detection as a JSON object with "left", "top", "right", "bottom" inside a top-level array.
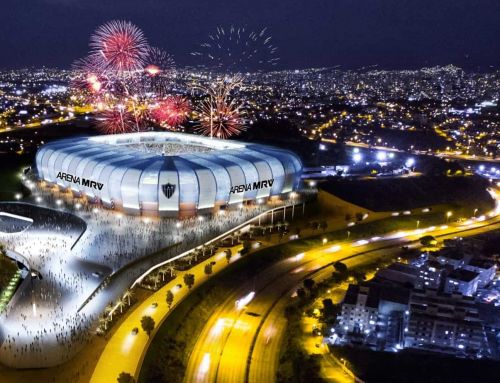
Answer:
[{"left": 34, "top": 132, "right": 303, "bottom": 217}]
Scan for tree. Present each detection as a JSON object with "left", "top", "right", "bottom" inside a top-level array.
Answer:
[
  {"left": 158, "top": 267, "right": 169, "bottom": 282},
  {"left": 350, "top": 271, "right": 366, "bottom": 282},
  {"left": 117, "top": 372, "right": 135, "bottom": 383},
  {"left": 320, "top": 221, "right": 328, "bottom": 232},
  {"left": 296, "top": 287, "right": 307, "bottom": 300},
  {"left": 242, "top": 240, "right": 252, "bottom": 252},
  {"left": 117, "top": 299, "right": 126, "bottom": 314},
  {"left": 151, "top": 274, "right": 161, "bottom": 289},
  {"left": 183, "top": 273, "right": 195, "bottom": 289},
  {"left": 303, "top": 278, "right": 315, "bottom": 291},
  {"left": 141, "top": 316, "right": 155, "bottom": 336},
  {"left": 204, "top": 263, "right": 213, "bottom": 275},
  {"left": 99, "top": 316, "right": 109, "bottom": 331},
  {"left": 333, "top": 261, "right": 348, "bottom": 277},
  {"left": 105, "top": 303, "right": 114, "bottom": 321},
  {"left": 420, "top": 235, "right": 437, "bottom": 247},
  {"left": 225, "top": 249, "right": 232, "bottom": 263},
  {"left": 166, "top": 290, "right": 174, "bottom": 308},
  {"left": 123, "top": 289, "right": 133, "bottom": 306}
]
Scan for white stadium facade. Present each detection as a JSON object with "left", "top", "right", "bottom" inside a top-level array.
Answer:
[{"left": 35, "top": 132, "right": 303, "bottom": 217}]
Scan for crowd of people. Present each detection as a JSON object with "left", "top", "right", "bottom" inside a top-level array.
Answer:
[{"left": 0, "top": 182, "right": 294, "bottom": 368}]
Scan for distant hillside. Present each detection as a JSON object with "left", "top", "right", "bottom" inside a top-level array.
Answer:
[{"left": 319, "top": 176, "right": 495, "bottom": 212}]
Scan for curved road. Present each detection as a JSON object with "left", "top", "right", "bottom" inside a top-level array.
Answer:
[{"left": 184, "top": 216, "right": 500, "bottom": 383}]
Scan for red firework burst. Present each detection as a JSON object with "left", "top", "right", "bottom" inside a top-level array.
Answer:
[
  {"left": 145, "top": 47, "right": 175, "bottom": 77},
  {"left": 152, "top": 96, "right": 191, "bottom": 127},
  {"left": 90, "top": 20, "right": 149, "bottom": 73},
  {"left": 196, "top": 98, "right": 245, "bottom": 138},
  {"left": 97, "top": 108, "right": 136, "bottom": 134},
  {"left": 72, "top": 56, "right": 109, "bottom": 96}
]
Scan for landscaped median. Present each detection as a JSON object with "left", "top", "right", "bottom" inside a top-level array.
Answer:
[{"left": 89, "top": 243, "right": 244, "bottom": 383}]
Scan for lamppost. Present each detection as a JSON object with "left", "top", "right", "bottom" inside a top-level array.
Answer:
[
  {"left": 416, "top": 220, "right": 420, "bottom": 229},
  {"left": 446, "top": 211, "right": 452, "bottom": 224}
]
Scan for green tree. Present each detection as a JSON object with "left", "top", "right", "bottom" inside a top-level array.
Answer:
[
  {"left": 141, "top": 316, "right": 155, "bottom": 337},
  {"left": 117, "top": 371, "right": 135, "bottom": 383},
  {"left": 183, "top": 273, "right": 195, "bottom": 289},
  {"left": 166, "top": 290, "right": 174, "bottom": 308}
]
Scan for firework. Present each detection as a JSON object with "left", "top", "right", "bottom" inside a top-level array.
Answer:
[
  {"left": 72, "top": 56, "right": 109, "bottom": 95},
  {"left": 97, "top": 108, "right": 136, "bottom": 134},
  {"left": 152, "top": 96, "right": 191, "bottom": 128},
  {"left": 144, "top": 47, "right": 175, "bottom": 76},
  {"left": 195, "top": 96, "right": 245, "bottom": 139},
  {"left": 90, "top": 20, "right": 149, "bottom": 73},
  {"left": 191, "top": 26, "right": 279, "bottom": 72}
]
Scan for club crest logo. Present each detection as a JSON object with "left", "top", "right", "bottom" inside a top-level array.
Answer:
[{"left": 162, "top": 183, "right": 176, "bottom": 199}]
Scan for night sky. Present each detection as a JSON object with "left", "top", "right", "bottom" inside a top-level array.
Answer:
[{"left": 1, "top": 0, "right": 499, "bottom": 70}]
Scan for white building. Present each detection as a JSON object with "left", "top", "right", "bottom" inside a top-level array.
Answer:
[{"left": 444, "top": 269, "right": 480, "bottom": 297}]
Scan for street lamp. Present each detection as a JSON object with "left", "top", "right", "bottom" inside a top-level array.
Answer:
[
  {"left": 473, "top": 208, "right": 478, "bottom": 218},
  {"left": 416, "top": 220, "right": 420, "bottom": 229},
  {"left": 446, "top": 211, "right": 452, "bottom": 223}
]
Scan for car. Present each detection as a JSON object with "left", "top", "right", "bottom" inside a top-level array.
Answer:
[
  {"left": 151, "top": 302, "right": 158, "bottom": 308},
  {"left": 131, "top": 327, "right": 139, "bottom": 335}
]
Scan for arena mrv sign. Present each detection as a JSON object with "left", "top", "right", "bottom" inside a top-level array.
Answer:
[
  {"left": 56, "top": 172, "right": 104, "bottom": 190},
  {"left": 230, "top": 178, "right": 274, "bottom": 194}
]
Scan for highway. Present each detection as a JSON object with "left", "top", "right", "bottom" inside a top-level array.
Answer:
[{"left": 183, "top": 211, "right": 500, "bottom": 383}]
